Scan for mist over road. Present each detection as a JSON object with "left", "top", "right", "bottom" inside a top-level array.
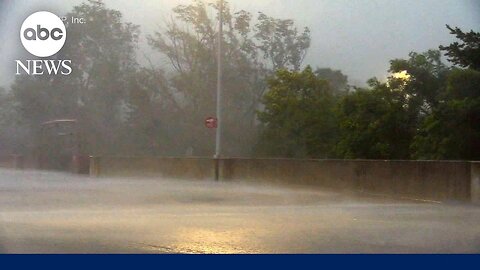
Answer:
[{"left": 0, "top": 169, "right": 479, "bottom": 253}]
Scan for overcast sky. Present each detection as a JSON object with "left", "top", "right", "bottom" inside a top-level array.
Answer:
[{"left": 1, "top": 0, "right": 479, "bottom": 88}]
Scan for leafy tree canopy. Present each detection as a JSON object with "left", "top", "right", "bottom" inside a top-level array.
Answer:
[
  {"left": 256, "top": 66, "right": 337, "bottom": 158},
  {"left": 439, "top": 25, "right": 480, "bottom": 70}
]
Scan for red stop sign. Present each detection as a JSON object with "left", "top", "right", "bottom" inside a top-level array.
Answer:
[{"left": 205, "top": 117, "right": 217, "bottom": 128}]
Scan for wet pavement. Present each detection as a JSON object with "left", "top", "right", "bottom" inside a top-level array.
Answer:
[{"left": 0, "top": 169, "right": 479, "bottom": 253}]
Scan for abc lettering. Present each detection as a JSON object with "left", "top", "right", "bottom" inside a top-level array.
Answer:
[{"left": 23, "top": 25, "right": 63, "bottom": 41}]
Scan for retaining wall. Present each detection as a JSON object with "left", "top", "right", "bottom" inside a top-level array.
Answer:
[
  {"left": 89, "top": 156, "right": 215, "bottom": 180},
  {"left": 89, "top": 157, "right": 479, "bottom": 203},
  {"left": 0, "top": 155, "right": 32, "bottom": 169},
  {"left": 220, "top": 159, "right": 472, "bottom": 202}
]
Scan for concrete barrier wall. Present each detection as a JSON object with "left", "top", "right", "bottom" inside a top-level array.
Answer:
[
  {"left": 90, "top": 156, "right": 478, "bottom": 202},
  {"left": 0, "top": 155, "right": 32, "bottom": 169},
  {"left": 90, "top": 156, "right": 215, "bottom": 180},
  {"left": 0, "top": 155, "right": 45, "bottom": 170},
  {"left": 472, "top": 162, "right": 480, "bottom": 203},
  {"left": 0, "top": 155, "right": 13, "bottom": 168},
  {"left": 220, "top": 159, "right": 472, "bottom": 202}
]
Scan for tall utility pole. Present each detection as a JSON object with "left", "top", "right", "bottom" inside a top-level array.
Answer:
[
  {"left": 214, "top": 0, "right": 223, "bottom": 180},
  {"left": 215, "top": 0, "right": 223, "bottom": 160}
]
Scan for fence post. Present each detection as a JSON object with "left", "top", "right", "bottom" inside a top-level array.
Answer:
[
  {"left": 89, "top": 156, "right": 100, "bottom": 177},
  {"left": 471, "top": 162, "right": 480, "bottom": 204}
]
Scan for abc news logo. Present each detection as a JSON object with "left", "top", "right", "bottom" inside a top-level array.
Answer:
[
  {"left": 16, "top": 11, "right": 72, "bottom": 75},
  {"left": 23, "top": 25, "right": 64, "bottom": 41}
]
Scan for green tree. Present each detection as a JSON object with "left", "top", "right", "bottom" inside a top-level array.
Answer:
[
  {"left": 315, "top": 68, "right": 349, "bottom": 94},
  {"left": 0, "top": 88, "right": 14, "bottom": 154},
  {"left": 11, "top": 0, "right": 140, "bottom": 155},
  {"left": 389, "top": 50, "right": 449, "bottom": 112},
  {"left": 147, "top": 0, "right": 311, "bottom": 156},
  {"left": 335, "top": 50, "right": 449, "bottom": 160},
  {"left": 121, "top": 68, "right": 173, "bottom": 155},
  {"left": 256, "top": 67, "right": 337, "bottom": 158},
  {"left": 411, "top": 27, "right": 480, "bottom": 160},
  {"left": 336, "top": 79, "right": 414, "bottom": 159},
  {"left": 63, "top": 0, "right": 140, "bottom": 154},
  {"left": 439, "top": 25, "right": 480, "bottom": 70},
  {"left": 411, "top": 68, "right": 480, "bottom": 160},
  {"left": 0, "top": 87, "right": 31, "bottom": 155}
]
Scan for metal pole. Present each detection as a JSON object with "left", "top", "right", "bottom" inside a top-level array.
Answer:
[
  {"left": 214, "top": 0, "right": 223, "bottom": 181},
  {"left": 215, "top": 0, "right": 223, "bottom": 160}
]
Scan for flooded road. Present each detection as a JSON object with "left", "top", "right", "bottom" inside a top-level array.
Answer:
[{"left": 0, "top": 169, "right": 479, "bottom": 253}]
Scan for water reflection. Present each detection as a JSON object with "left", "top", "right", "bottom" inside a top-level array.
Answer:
[{"left": 170, "top": 228, "right": 257, "bottom": 254}]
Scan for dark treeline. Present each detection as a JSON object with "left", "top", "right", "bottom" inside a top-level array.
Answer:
[
  {"left": 0, "top": 0, "right": 478, "bottom": 160},
  {"left": 258, "top": 32, "right": 480, "bottom": 160}
]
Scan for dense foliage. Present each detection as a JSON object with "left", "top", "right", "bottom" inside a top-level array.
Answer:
[
  {"left": 259, "top": 30, "right": 479, "bottom": 160},
  {"left": 0, "top": 0, "right": 478, "bottom": 161},
  {"left": 256, "top": 67, "right": 337, "bottom": 158}
]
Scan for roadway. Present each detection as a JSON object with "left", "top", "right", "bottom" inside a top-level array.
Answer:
[{"left": 0, "top": 169, "right": 479, "bottom": 253}]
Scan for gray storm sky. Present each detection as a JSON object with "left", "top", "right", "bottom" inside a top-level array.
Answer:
[{"left": 1, "top": 0, "right": 479, "bottom": 88}]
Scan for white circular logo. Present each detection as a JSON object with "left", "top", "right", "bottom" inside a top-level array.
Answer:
[{"left": 20, "top": 11, "right": 66, "bottom": 57}]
